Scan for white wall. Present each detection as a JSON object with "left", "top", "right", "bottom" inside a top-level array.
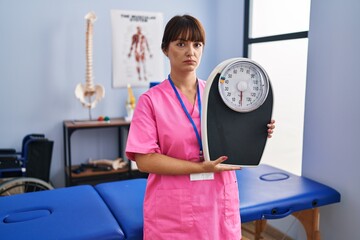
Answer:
[
  {"left": 303, "top": 0, "right": 360, "bottom": 239},
  {"left": 214, "top": 0, "right": 245, "bottom": 63}
]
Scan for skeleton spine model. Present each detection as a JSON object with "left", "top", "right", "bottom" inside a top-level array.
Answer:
[{"left": 75, "top": 11, "right": 105, "bottom": 119}]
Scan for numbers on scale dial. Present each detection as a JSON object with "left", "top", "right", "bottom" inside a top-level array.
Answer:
[{"left": 219, "top": 61, "right": 269, "bottom": 112}]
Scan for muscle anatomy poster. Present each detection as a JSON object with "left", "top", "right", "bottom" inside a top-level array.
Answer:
[{"left": 111, "top": 10, "right": 164, "bottom": 88}]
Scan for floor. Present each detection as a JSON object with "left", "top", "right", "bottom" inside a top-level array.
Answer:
[{"left": 242, "top": 221, "right": 293, "bottom": 240}]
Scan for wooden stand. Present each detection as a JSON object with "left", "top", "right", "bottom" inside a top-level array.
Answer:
[
  {"left": 63, "top": 118, "right": 132, "bottom": 186},
  {"left": 292, "top": 208, "right": 320, "bottom": 240},
  {"left": 249, "top": 208, "right": 320, "bottom": 240}
]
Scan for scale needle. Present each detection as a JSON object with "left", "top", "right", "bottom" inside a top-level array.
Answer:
[{"left": 240, "top": 91, "right": 243, "bottom": 106}]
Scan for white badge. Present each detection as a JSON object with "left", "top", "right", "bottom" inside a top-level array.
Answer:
[{"left": 190, "top": 173, "right": 214, "bottom": 181}]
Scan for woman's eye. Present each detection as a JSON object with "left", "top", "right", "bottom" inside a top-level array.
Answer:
[
  {"left": 177, "top": 42, "right": 185, "bottom": 47},
  {"left": 194, "top": 42, "right": 202, "bottom": 48}
]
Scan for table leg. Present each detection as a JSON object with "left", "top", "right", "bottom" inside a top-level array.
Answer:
[
  {"left": 292, "top": 208, "right": 321, "bottom": 240},
  {"left": 249, "top": 208, "right": 320, "bottom": 240},
  {"left": 254, "top": 219, "right": 266, "bottom": 240}
]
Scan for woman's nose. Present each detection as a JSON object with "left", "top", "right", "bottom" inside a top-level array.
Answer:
[{"left": 186, "top": 45, "right": 195, "bottom": 56}]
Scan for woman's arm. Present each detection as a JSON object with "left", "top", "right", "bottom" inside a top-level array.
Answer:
[
  {"left": 134, "top": 120, "right": 276, "bottom": 175},
  {"left": 134, "top": 153, "right": 241, "bottom": 175}
]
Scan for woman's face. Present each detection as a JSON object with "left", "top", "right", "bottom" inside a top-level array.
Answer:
[{"left": 165, "top": 38, "right": 203, "bottom": 74}]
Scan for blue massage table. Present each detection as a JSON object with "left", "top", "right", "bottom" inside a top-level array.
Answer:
[
  {"left": 0, "top": 185, "right": 124, "bottom": 240},
  {"left": 0, "top": 164, "right": 340, "bottom": 240},
  {"left": 236, "top": 164, "right": 341, "bottom": 240}
]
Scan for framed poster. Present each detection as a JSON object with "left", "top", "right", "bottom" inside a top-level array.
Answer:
[{"left": 111, "top": 10, "right": 164, "bottom": 88}]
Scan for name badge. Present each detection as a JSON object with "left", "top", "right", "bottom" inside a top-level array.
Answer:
[{"left": 190, "top": 172, "right": 214, "bottom": 181}]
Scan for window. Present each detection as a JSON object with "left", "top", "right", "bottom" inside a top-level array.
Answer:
[{"left": 244, "top": 0, "right": 311, "bottom": 175}]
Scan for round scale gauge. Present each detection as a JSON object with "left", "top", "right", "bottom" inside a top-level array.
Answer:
[
  {"left": 218, "top": 59, "right": 270, "bottom": 112},
  {"left": 201, "top": 58, "right": 273, "bottom": 166}
]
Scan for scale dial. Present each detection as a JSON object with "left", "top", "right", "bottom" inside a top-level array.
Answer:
[{"left": 218, "top": 59, "right": 270, "bottom": 112}]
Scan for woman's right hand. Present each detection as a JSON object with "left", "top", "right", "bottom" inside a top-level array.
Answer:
[{"left": 201, "top": 156, "right": 242, "bottom": 173}]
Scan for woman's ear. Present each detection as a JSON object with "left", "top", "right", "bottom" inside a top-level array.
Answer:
[{"left": 162, "top": 49, "right": 168, "bottom": 57}]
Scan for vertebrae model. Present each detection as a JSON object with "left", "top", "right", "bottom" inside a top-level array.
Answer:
[{"left": 75, "top": 11, "right": 105, "bottom": 116}]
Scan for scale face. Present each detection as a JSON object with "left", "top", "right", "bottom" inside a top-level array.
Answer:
[
  {"left": 218, "top": 60, "right": 270, "bottom": 113},
  {"left": 201, "top": 58, "right": 273, "bottom": 166}
]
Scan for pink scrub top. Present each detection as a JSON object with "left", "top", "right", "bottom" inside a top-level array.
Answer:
[{"left": 126, "top": 79, "right": 241, "bottom": 240}]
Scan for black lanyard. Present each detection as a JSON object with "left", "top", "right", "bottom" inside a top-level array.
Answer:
[{"left": 168, "top": 74, "right": 203, "bottom": 157}]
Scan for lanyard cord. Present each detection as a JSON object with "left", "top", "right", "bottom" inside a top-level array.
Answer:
[{"left": 168, "top": 74, "right": 203, "bottom": 154}]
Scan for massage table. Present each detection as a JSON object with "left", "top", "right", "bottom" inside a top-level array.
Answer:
[
  {"left": 0, "top": 185, "right": 124, "bottom": 240},
  {"left": 0, "top": 164, "right": 340, "bottom": 240},
  {"left": 236, "top": 164, "right": 341, "bottom": 239}
]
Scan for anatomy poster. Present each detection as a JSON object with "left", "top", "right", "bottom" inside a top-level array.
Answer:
[{"left": 111, "top": 10, "right": 164, "bottom": 88}]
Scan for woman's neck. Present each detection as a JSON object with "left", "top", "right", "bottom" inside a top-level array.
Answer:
[
  {"left": 169, "top": 71, "right": 198, "bottom": 105},
  {"left": 169, "top": 71, "right": 197, "bottom": 92}
]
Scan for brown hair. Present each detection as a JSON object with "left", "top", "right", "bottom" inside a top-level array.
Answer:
[{"left": 161, "top": 15, "right": 206, "bottom": 51}]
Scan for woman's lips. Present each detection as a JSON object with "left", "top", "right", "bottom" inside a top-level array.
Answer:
[{"left": 184, "top": 60, "right": 196, "bottom": 64}]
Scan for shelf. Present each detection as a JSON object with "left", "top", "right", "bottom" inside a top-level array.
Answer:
[
  {"left": 65, "top": 164, "right": 131, "bottom": 186},
  {"left": 68, "top": 164, "right": 129, "bottom": 179},
  {"left": 64, "top": 118, "right": 130, "bottom": 130},
  {"left": 63, "top": 117, "right": 132, "bottom": 186}
]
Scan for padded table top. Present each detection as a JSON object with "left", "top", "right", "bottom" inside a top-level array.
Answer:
[
  {"left": 237, "top": 164, "right": 341, "bottom": 222},
  {"left": 0, "top": 185, "right": 124, "bottom": 240},
  {"left": 95, "top": 164, "right": 340, "bottom": 239},
  {"left": 95, "top": 178, "right": 147, "bottom": 240}
]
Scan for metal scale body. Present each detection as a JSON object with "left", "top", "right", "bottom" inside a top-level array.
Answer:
[{"left": 201, "top": 58, "right": 273, "bottom": 166}]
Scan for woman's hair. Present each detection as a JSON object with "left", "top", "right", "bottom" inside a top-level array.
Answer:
[{"left": 161, "top": 15, "right": 206, "bottom": 51}]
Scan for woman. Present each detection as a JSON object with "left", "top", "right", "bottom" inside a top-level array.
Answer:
[{"left": 126, "top": 14, "right": 275, "bottom": 240}]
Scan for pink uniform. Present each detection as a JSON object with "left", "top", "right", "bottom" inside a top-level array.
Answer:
[{"left": 126, "top": 79, "right": 241, "bottom": 240}]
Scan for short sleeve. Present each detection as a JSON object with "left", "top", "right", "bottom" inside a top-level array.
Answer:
[{"left": 125, "top": 93, "right": 160, "bottom": 161}]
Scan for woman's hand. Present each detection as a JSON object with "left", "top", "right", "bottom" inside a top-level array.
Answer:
[
  {"left": 201, "top": 156, "right": 241, "bottom": 173},
  {"left": 267, "top": 119, "right": 275, "bottom": 138}
]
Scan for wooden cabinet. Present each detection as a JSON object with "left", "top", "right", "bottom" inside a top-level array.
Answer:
[{"left": 63, "top": 118, "right": 134, "bottom": 186}]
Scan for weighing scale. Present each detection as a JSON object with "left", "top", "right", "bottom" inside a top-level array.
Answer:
[{"left": 201, "top": 58, "right": 273, "bottom": 166}]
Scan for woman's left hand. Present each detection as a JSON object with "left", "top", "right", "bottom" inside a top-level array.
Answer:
[{"left": 267, "top": 120, "right": 275, "bottom": 138}]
